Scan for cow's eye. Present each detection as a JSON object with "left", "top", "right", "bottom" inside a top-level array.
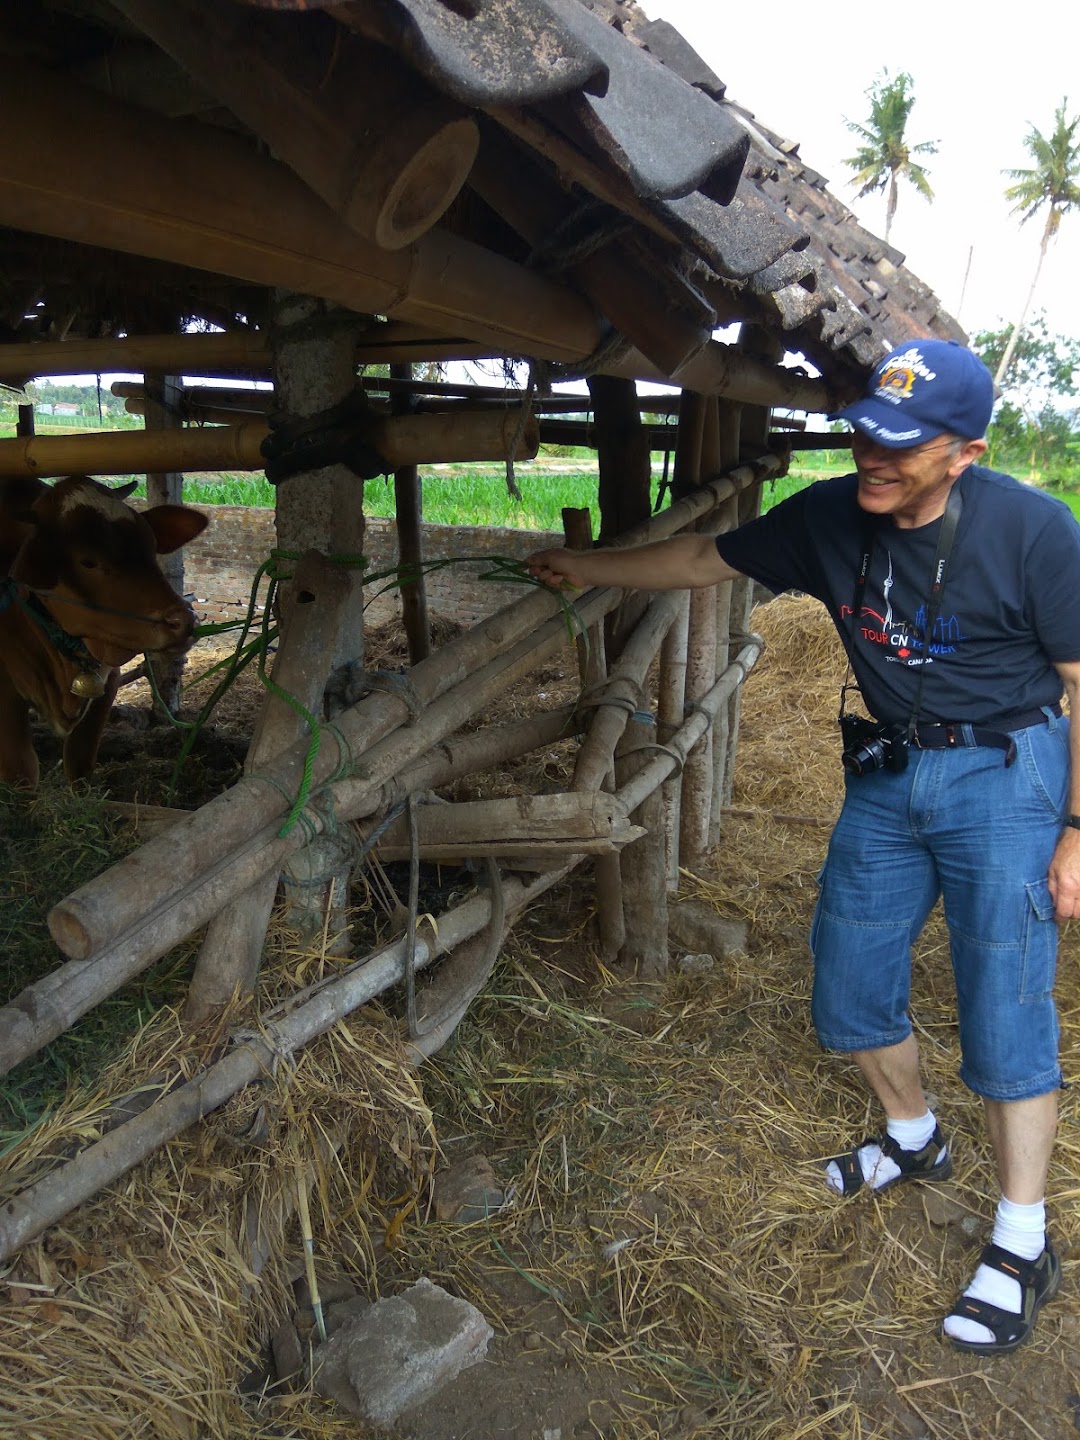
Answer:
[{"left": 78, "top": 556, "right": 99, "bottom": 571}]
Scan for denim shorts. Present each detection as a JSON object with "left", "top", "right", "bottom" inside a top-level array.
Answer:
[{"left": 810, "top": 711, "right": 1068, "bottom": 1101}]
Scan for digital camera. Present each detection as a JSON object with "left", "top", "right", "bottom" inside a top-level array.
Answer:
[{"left": 839, "top": 713, "right": 909, "bottom": 777}]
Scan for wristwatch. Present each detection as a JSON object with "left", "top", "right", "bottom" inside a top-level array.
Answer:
[{"left": 1065, "top": 816, "right": 1080, "bottom": 830}]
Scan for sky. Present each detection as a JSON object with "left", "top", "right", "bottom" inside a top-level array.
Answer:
[{"left": 641, "top": 0, "right": 1080, "bottom": 348}]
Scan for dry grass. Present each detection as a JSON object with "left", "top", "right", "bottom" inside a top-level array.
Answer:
[{"left": 1, "top": 596, "right": 1078, "bottom": 1438}]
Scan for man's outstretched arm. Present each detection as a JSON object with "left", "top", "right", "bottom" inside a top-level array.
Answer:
[{"left": 526, "top": 533, "right": 744, "bottom": 593}]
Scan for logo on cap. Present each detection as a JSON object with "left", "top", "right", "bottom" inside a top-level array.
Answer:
[{"left": 875, "top": 349, "right": 938, "bottom": 408}]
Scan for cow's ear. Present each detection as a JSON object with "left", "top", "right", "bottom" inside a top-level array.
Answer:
[
  {"left": 142, "top": 504, "right": 209, "bottom": 554},
  {"left": 11, "top": 533, "right": 59, "bottom": 590}
]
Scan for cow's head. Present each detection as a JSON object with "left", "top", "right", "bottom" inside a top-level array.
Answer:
[{"left": 11, "top": 475, "right": 209, "bottom": 667}]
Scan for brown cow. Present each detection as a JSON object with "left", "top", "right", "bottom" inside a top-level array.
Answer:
[{"left": 0, "top": 473, "right": 208, "bottom": 788}]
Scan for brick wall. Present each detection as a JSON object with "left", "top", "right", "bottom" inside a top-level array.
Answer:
[{"left": 181, "top": 505, "right": 564, "bottom": 628}]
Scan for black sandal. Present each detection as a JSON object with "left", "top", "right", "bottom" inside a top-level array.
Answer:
[
  {"left": 943, "top": 1241, "right": 1061, "bottom": 1354},
  {"left": 827, "top": 1125, "right": 953, "bottom": 1196}
]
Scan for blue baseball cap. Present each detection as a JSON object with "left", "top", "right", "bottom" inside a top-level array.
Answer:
[{"left": 832, "top": 339, "right": 994, "bottom": 449}]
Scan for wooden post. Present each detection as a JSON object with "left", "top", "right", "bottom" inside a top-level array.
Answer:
[
  {"left": 16, "top": 401, "right": 34, "bottom": 438},
  {"left": 141, "top": 372, "right": 186, "bottom": 713},
  {"left": 587, "top": 376, "right": 652, "bottom": 959},
  {"left": 708, "top": 399, "right": 742, "bottom": 846},
  {"left": 723, "top": 328, "right": 777, "bottom": 806},
  {"left": 391, "top": 363, "right": 431, "bottom": 664},
  {"left": 589, "top": 373, "right": 652, "bottom": 664},
  {"left": 184, "top": 551, "right": 354, "bottom": 1026},
  {"left": 271, "top": 292, "right": 365, "bottom": 947},
  {"left": 672, "top": 390, "right": 713, "bottom": 873},
  {"left": 658, "top": 591, "right": 689, "bottom": 891},
  {"left": 563, "top": 502, "right": 622, "bottom": 960}
]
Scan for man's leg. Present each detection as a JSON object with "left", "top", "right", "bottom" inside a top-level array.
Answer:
[
  {"left": 984, "top": 1092, "right": 1058, "bottom": 1204},
  {"left": 943, "top": 1092, "right": 1059, "bottom": 1347},
  {"left": 824, "top": 1033, "right": 948, "bottom": 1193},
  {"left": 851, "top": 1033, "right": 928, "bottom": 1119}
]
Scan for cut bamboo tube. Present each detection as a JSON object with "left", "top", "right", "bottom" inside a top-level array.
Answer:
[
  {"left": 0, "top": 62, "right": 600, "bottom": 364},
  {"left": 110, "top": 0, "right": 479, "bottom": 249}
]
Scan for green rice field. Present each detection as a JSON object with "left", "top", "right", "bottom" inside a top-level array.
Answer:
[{"left": 132, "top": 449, "right": 850, "bottom": 532}]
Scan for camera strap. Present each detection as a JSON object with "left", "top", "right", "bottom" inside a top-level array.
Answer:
[{"left": 841, "top": 481, "right": 964, "bottom": 737}]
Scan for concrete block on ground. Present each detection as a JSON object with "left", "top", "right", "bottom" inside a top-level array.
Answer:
[
  {"left": 313, "top": 1277, "right": 493, "bottom": 1424},
  {"left": 669, "top": 897, "right": 748, "bottom": 959}
]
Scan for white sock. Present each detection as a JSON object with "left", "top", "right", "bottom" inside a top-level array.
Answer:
[
  {"left": 825, "top": 1110, "right": 940, "bottom": 1194},
  {"left": 943, "top": 1198, "right": 1046, "bottom": 1346}
]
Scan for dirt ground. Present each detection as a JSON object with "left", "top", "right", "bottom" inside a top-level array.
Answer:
[{"left": 8, "top": 597, "right": 1080, "bottom": 1440}]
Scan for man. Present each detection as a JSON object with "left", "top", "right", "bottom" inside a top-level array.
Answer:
[{"left": 528, "top": 339, "right": 1080, "bottom": 1354}]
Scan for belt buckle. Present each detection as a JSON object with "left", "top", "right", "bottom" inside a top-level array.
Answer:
[{"left": 945, "top": 724, "right": 957, "bottom": 748}]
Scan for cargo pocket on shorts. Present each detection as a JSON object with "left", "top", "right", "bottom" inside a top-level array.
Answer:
[{"left": 1019, "top": 879, "right": 1056, "bottom": 1003}]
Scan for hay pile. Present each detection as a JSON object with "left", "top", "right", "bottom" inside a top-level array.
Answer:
[{"left": 1, "top": 595, "right": 1079, "bottom": 1440}]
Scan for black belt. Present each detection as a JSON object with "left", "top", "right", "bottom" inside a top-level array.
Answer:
[{"left": 910, "top": 704, "right": 1061, "bottom": 768}]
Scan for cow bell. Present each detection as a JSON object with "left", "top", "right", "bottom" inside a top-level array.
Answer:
[{"left": 71, "top": 668, "right": 108, "bottom": 699}]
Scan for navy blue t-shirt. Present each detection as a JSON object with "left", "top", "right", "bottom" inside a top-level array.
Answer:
[{"left": 714, "top": 465, "right": 1080, "bottom": 724}]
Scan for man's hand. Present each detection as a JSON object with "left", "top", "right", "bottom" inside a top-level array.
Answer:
[
  {"left": 1049, "top": 826, "right": 1080, "bottom": 922},
  {"left": 526, "top": 547, "right": 589, "bottom": 591}
]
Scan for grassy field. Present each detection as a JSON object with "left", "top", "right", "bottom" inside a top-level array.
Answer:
[
  {"left": 133, "top": 449, "right": 850, "bottom": 531},
  {"left": 11, "top": 438, "right": 1079, "bottom": 527}
]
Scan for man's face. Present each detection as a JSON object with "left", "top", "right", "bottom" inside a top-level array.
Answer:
[{"left": 850, "top": 431, "right": 987, "bottom": 529}]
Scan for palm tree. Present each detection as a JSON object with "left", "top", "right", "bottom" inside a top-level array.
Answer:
[
  {"left": 994, "top": 100, "right": 1080, "bottom": 387},
  {"left": 843, "top": 70, "right": 936, "bottom": 243}
]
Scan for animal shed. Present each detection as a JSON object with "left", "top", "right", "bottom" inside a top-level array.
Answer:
[{"left": 0, "top": 0, "right": 966, "bottom": 1425}]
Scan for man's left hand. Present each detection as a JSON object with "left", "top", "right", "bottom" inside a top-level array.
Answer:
[{"left": 1049, "top": 826, "right": 1080, "bottom": 921}]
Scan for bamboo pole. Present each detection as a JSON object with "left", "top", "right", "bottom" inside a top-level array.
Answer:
[
  {"left": 0, "top": 63, "right": 600, "bottom": 365},
  {"left": 43, "top": 584, "right": 620, "bottom": 965},
  {"left": 616, "top": 638, "right": 764, "bottom": 816},
  {"left": 616, "top": 717, "right": 668, "bottom": 976},
  {"left": 0, "top": 326, "right": 498, "bottom": 386},
  {"left": 0, "top": 408, "right": 540, "bottom": 479},
  {"left": 48, "top": 457, "right": 780, "bottom": 965},
  {"left": 0, "top": 708, "right": 579, "bottom": 1077},
  {"left": 0, "top": 866, "right": 573, "bottom": 1263},
  {"left": 573, "top": 592, "right": 682, "bottom": 793},
  {"left": 0, "top": 332, "right": 272, "bottom": 384}
]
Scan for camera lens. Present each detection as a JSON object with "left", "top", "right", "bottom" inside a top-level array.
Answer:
[{"left": 842, "top": 738, "right": 885, "bottom": 776}]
